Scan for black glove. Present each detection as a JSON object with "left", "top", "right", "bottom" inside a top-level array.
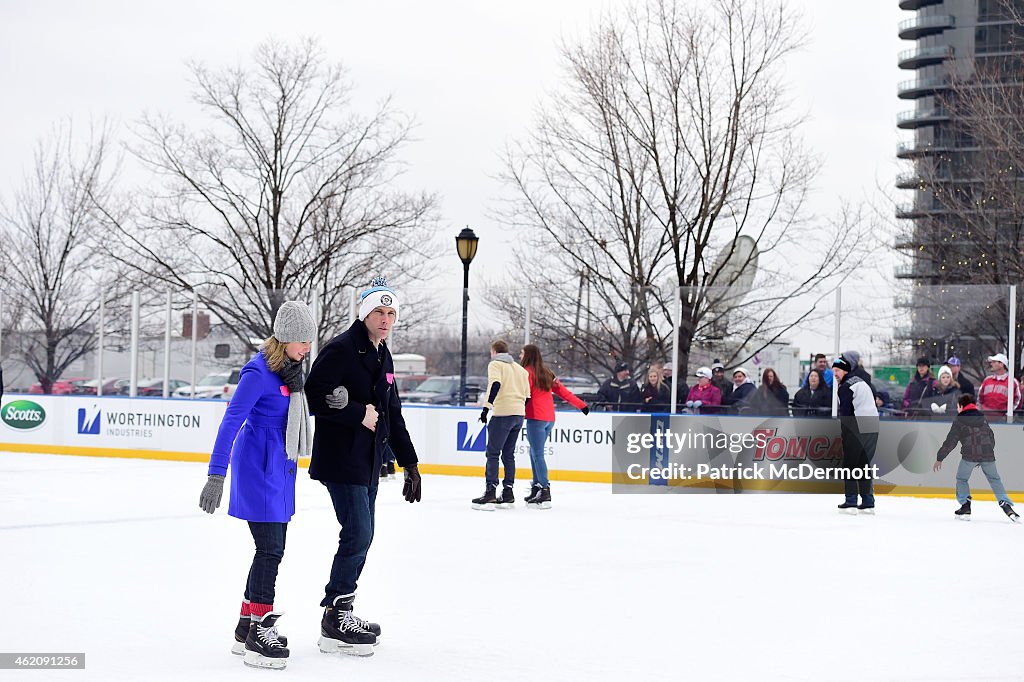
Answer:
[
  {"left": 402, "top": 464, "right": 422, "bottom": 503},
  {"left": 581, "top": 405, "right": 590, "bottom": 415},
  {"left": 479, "top": 407, "right": 489, "bottom": 424}
]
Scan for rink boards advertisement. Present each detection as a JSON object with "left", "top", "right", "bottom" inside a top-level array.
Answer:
[{"left": 3, "top": 395, "right": 1024, "bottom": 495}]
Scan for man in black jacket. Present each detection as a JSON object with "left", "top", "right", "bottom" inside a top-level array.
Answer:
[
  {"left": 305, "top": 277, "right": 421, "bottom": 656},
  {"left": 596, "top": 362, "right": 642, "bottom": 412},
  {"left": 833, "top": 355, "right": 879, "bottom": 514},
  {"left": 933, "top": 393, "right": 1019, "bottom": 521}
]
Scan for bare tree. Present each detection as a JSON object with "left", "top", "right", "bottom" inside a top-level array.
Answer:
[
  {"left": 0, "top": 124, "right": 115, "bottom": 392},
  {"left": 96, "top": 38, "right": 440, "bottom": 346},
  {"left": 497, "top": 0, "right": 873, "bottom": 378}
]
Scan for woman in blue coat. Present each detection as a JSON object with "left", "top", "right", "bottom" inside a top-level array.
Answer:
[{"left": 198, "top": 301, "right": 316, "bottom": 670}]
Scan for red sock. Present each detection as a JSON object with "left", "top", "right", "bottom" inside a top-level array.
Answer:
[
  {"left": 240, "top": 600, "right": 251, "bottom": 617},
  {"left": 250, "top": 602, "right": 273, "bottom": 619}
]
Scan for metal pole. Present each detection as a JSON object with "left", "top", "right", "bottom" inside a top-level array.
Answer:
[
  {"left": 524, "top": 288, "right": 531, "bottom": 346},
  {"left": 460, "top": 263, "right": 470, "bottom": 407},
  {"left": 310, "top": 297, "right": 320, "bottom": 363},
  {"left": 162, "top": 291, "right": 172, "bottom": 398},
  {"left": 190, "top": 291, "right": 198, "bottom": 400},
  {"left": 97, "top": 297, "right": 105, "bottom": 396},
  {"left": 1008, "top": 285, "right": 1017, "bottom": 423},
  {"left": 832, "top": 287, "right": 841, "bottom": 418},
  {"left": 670, "top": 288, "right": 681, "bottom": 414},
  {"left": 129, "top": 291, "right": 140, "bottom": 398}
]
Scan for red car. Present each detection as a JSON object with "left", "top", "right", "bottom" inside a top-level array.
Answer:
[{"left": 28, "top": 377, "right": 87, "bottom": 395}]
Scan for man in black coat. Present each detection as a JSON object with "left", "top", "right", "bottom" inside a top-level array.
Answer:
[
  {"left": 596, "top": 362, "right": 642, "bottom": 412},
  {"left": 305, "top": 277, "right": 421, "bottom": 655}
]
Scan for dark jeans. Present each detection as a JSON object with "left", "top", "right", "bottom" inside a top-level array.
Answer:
[
  {"left": 245, "top": 522, "right": 288, "bottom": 606},
  {"left": 485, "top": 415, "right": 524, "bottom": 488},
  {"left": 322, "top": 482, "right": 378, "bottom": 606},
  {"left": 841, "top": 427, "right": 877, "bottom": 506}
]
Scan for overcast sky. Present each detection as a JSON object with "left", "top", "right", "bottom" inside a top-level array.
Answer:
[{"left": 0, "top": 0, "right": 906, "bottom": 356}]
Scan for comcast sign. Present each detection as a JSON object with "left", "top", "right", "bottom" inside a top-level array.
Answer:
[{"left": 2, "top": 400, "right": 47, "bottom": 430}]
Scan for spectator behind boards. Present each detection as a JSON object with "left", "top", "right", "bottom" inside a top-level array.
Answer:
[{"left": 596, "top": 362, "right": 642, "bottom": 412}]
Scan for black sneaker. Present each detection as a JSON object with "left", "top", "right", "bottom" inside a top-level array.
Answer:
[
  {"left": 495, "top": 485, "right": 515, "bottom": 509},
  {"left": 318, "top": 596, "right": 376, "bottom": 657},
  {"left": 524, "top": 484, "right": 542, "bottom": 504},
  {"left": 1000, "top": 500, "right": 1019, "bottom": 523},
  {"left": 243, "top": 612, "right": 290, "bottom": 669},
  {"left": 472, "top": 485, "right": 498, "bottom": 511},
  {"left": 955, "top": 499, "right": 972, "bottom": 520},
  {"left": 838, "top": 502, "right": 858, "bottom": 515},
  {"left": 527, "top": 486, "right": 551, "bottom": 510}
]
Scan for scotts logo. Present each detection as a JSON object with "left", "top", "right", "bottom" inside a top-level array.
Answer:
[
  {"left": 2, "top": 400, "right": 47, "bottom": 430},
  {"left": 380, "top": 294, "right": 393, "bottom": 306}
]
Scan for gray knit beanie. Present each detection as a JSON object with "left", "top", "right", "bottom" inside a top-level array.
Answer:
[{"left": 273, "top": 301, "right": 316, "bottom": 343}]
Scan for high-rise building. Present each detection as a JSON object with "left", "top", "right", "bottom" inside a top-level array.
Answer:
[{"left": 895, "top": 0, "right": 1024, "bottom": 361}]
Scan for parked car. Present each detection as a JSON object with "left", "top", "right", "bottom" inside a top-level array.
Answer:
[
  {"left": 401, "top": 375, "right": 485, "bottom": 405},
  {"left": 173, "top": 370, "right": 241, "bottom": 399},
  {"left": 396, "top": 374, "right": 431, "bottom": 399},
  {"left": 28, "top": 377, "right": 87, "bottom": 395},
  {"left": 137, "top": 378, "right": 191, "bottom": 397}
]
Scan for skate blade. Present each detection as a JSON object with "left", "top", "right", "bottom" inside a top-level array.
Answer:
[
  {"left": 494, "top": 503, "right": 515, "bottom": 510},
  {"left": 838, "top": 508, "right": 858, "bottom": 515},
  {"left": 318, "top": 635, "right": 375, "bottom": 657},
  {"left": 243, "top": 650, "right": 288, "bottom": 669},
  {"left": 471, "top": 503, "right": 495, "bottom": 511},
  {"left": 955, "top": 515, "right": 971, "bottom": 521},
  {"left": 231, "top": 641, "right": 246, "bottom": 656},
  {"left": 858, "top": 508, "right": 875, "bottom": 515},
  {"left": 526, "top": 502, "right": 552, "bottom": 510}
]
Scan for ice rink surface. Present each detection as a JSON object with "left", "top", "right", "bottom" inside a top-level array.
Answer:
[{"left": 3, "top": 451, "right": 1023, "bottom": 682}]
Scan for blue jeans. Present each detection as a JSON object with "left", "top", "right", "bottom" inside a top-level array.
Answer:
[
  {"left": 246, "top": 522, "right": 287, "bottom": 606},
  {"left": 526, "top": 419, "right": 554, "bottom": 488},
  {"left": 956, "top": 459, "right": 1012, "bottom": 506},
  {"left": 485, "top": 415, "right": 524, "bottom": 488},
  {"left": 322, "top": 482, "right": 378, "bottom": 606}
]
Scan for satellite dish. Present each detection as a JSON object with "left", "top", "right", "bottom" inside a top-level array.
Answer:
[{"left": 704, "top": 236, "right": 760, "bottom": 338}]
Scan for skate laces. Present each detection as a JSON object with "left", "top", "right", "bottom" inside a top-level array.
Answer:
[
  {"left": 256, "top": 623, "right": 285, "bottom": 648},
  {"left": 336, "top": 609, "right": 372, "bottom": 634}
]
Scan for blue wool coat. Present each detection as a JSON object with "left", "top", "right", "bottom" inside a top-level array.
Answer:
[{"left": 207, "top": 353, "right": 297, "bottom": 523}]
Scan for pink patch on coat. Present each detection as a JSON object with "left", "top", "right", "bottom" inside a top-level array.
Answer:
[
  {"left": 280, "top": 385, "right": 290, "bottom": 397},
  {"left": 386, "top": 373, "right": 395, "bottom": 384}
]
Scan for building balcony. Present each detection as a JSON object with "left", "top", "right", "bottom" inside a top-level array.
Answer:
[
  {"left": 896, "top": 202, "right": 952, "bottom": 219},
  {"left": 898, "top": 76, "right": 951, "bottom": 99},
  {"left": 899, "top": 0, "right": 942, "bottom": 11},
  {"left": 896, "top": 173, "right": 922, "bottom": 189},
  {"left": 894, "top": 265, "right": 924, "bottom": 280},
  {"left": 898, "top": 45, "right": 953, "bottom": 69},
  {"left": 896, "top": 107, "right": 950, "bottom": 129},
  {"left": 898, "top": 15, "right": 955, "bottom": 40}
]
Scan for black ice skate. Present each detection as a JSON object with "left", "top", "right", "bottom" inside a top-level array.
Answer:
[
  {"left": 243, "top": 612, "right": 290, "bottom": 670},
  {"left": 1000, "top": 500, "right": 1019, "bottom": 523},
  {"left": 319, "top": 595, "right": 376, "bottom": 657},
  {"left": 524, "top": 484, "right": 542, "bottom": 504},
  {"left": 955, "top": 499, "right": 971, "bottom": 521},
  {"left": 387, "top": 460, "right": 396, "bottom": 479},
  {"left": 838, "top": 502, "right": 858, "bottom": 515},
  {"left": 380, "top": 463, "right": 388, "bottom": 480},
  {"left": 495, "top": 486, "right": 515, "bottom": 509},
  {"left": 527, "top": 486, "right": 552, "bottom": 510},
  {"left": 857, "top": 503, "right": 875, "bottom": 515},
  {"left": 472, "top": 485, "right": 498, "bottom": 511},
  {"left": 233, "top": 615, "right": 288, "bottom": 655}
]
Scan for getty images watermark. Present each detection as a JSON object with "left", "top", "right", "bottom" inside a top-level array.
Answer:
[{"left": 610, "top": 415, "right": 877, "bottom": 494}]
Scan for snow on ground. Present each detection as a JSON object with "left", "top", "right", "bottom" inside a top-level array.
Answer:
[{"left": 2, "top": 451, "right": 1023, "bottom": 682}]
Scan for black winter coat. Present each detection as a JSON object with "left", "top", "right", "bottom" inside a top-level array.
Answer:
[
  {"left": 792, "top": 385, "right": 832, "bottom": 417},
  {"left": 640, "top": 382, "right": 672, "bottom": 413},
  {"left": 596, "top": 377, "right": 642, "bottom": 412},
  {"left": 936, "top": 407, "right": 996, "bottom": 462},
  {"left": 305, "top": 319, "right": 418, "bottom": 486},
  {"left": 747, "top": 384, "right": 790, "bottom": 416}
]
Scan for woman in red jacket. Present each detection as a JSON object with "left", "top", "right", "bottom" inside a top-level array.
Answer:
[{"left": 519, "top": 344, "right": 589, "bottom": 508}]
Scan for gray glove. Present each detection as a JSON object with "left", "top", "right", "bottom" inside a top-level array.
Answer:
[
  {"left": 326, "top": 385, "right": 349, "bottom": 410},
  {"left": 199, "top": 474, "right": 224, "bottom": 514}
]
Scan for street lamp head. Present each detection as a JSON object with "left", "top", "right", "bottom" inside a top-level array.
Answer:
[{"left": 456, "top": 226, "right": 479, "bottom": 265}]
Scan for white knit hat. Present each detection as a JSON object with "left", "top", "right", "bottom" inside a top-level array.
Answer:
[
  {"left": 273, "top": 301, "right": 316, "bottom": 343},
  {"left": 359, "top": 276, "right": 400, "bottom": 322},
  {"left": 937, "top": 365, "right": 953, "bottom": 380}
]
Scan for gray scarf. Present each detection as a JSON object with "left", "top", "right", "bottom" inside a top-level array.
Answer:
[{"left": 278, "top": 357, "right": 310, "bottom": 462}]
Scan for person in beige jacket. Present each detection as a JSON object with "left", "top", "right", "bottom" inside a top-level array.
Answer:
[{"left": 471, "top": 339, "right": 531, "bottom": 510}]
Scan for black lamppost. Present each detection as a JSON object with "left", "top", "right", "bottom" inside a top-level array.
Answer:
[{"left": 456, "top": 226, "right": 479, "bottom": 406}]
